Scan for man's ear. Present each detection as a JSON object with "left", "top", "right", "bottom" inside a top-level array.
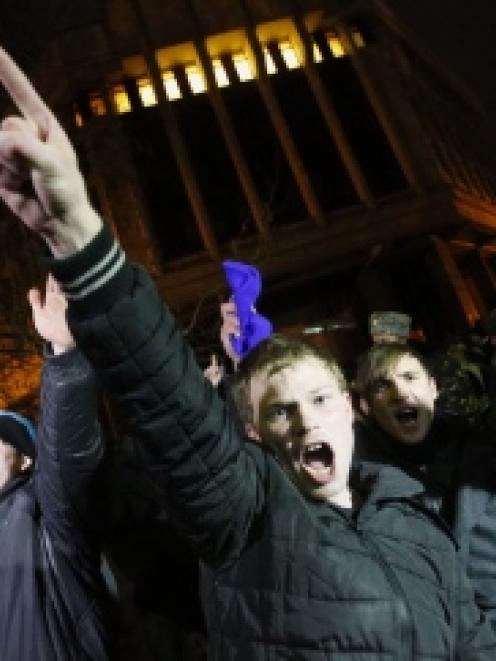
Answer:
[
  {"left": 244, "top": 422, "right": 261, "bottom": 443},
  {"left": 21, "top": 455, "right": 32, "bottom": 472}
]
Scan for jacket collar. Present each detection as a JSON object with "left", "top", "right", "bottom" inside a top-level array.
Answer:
[
  {"left": 351, "top": 461, "right": 457, "bottom": 546},
  {"left": 351, "top": 461, "right": 426, "bottom": 503},
  {"left": 0, "top": 471, "right": 31, "bottom": 502}
]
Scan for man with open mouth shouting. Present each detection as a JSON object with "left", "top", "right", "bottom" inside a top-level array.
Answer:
[
  {"left": 354, "top": 342, "right": 496, "bottom": 630},
  {"left": 238, "top": 338, "right": 355, "bottom": 509},
  {"left": 1, "top": 45, "right": 496, "bottom": 660},
  {"left": 356, "top": 348, "right": 438, "bottom": 447}
]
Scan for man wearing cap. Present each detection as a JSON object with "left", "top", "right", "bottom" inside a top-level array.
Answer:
[
  {"left": 0, "top": 276, "right": 114, "bottom": 660},
  {"left": 0, "top": 410, "right": 35, "bottom": 488}
]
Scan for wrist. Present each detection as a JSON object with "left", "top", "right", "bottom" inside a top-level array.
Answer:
[
  {"left": 43, "top": 205, "right": 103, "bottom": 258},
  {"left": 51, "top": 340, "right": 76, "bottom": 355}
]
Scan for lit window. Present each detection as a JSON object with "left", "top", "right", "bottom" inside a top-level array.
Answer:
[
  {"left": 350, "top": 27, "right": 366, "bottom": 48},
  {"left": 263, "top": 47, "right": 277, "bottom": 75},
  {"left": 112, "top": 85, "right": 131, "bottom": 114},
  {"left": 232, "top": 53, "right": 254, "bottom": 82},
  {"left": 212, "top": 58, "right": 230, "bottom": 87},
  {"left": 162, "top": 71, "right": 182, "bottom": 101},
  {"left": 74, "top": 111, "right": 84, "bottom": 128},
  {"left": 185, "top": 64, "right": 207, "bottom": 94},
  {"left": 278, "top": 40, "right": 300, "bottom": 69},
  {"left": 89, "top": 94, "right": 107, "bottom": 116},
  {"left": 137, "top": 78, "right": 157, "bottom": 107},
  {"left": 326, "top": 32, "right": 345, "bottom": 58},
  {"left": 312, "top": 41, "right": 323, "bottom": 63}
]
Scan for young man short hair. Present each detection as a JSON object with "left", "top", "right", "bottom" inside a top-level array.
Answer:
[
  {"left": 59, "top": 257, "right": 496, "bottom": 658},
  {"left": 354, "top": 342, "right": 496, "bottom": 628},
  {"left": 354, "top": 343, "right": 438, "bottom": 445},
  {"left": 232, "top": 334, "right": 354, "bottom": 507}
]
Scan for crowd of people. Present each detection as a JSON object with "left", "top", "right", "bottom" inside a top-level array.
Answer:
[{"left": 1, "top": 46, "right": 496, "bottom": 660}]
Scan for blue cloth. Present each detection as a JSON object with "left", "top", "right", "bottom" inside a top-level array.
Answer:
[{"left": 223, "top": 260, "right": 273, "bottom": 360}]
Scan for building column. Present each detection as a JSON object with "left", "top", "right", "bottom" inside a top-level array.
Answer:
[
  {"left": 293, "top": 15, "right": 375, "bottom": 209},
  {"left": 429, "top": 236, "right": 480, "bottom": 328},
  {"left": 124, "top": 0, "right": 220, "bottom": 259},
  {"left": 192, "top": 38, "right": 270, "bottom": 239},
  {"left": 236, "top": 0, "right": 325, "bottom": 225},
  {"left": 81, "top": 118, "right": 163, "bottom": 272},
  {"left": 466, "top": 249, "right": 496, "bottom": 312},
  {"left": 336, "top": 22, "right": 423, "bottom": 194}
]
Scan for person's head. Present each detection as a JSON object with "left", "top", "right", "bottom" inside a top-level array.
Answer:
[
  {"left": 0, "top": 411, "right": 35, "bottom": 490},
  {"left": 355, "top": 344, "right": 438, "bottom": 444},
  {"left": 232, "top": 335, "right": 354, "bottom": 507},
  {"left": 369, "top": 311, "right": 411, "bottom": 345}
]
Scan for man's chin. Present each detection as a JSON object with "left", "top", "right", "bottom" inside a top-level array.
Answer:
[
  {"left": 298, "top": 472, "right": 347, "bottom": 503},
  {"left": 393, "top": 425, "right": 428, "bottom": 445}
]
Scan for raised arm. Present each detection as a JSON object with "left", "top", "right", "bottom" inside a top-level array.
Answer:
[
  {"left": 52, "top": 240, "right": 265, "bottom": 567},
  {"left": 29, "top": 275, "right": 105, "bottom": 550},
  {"left": 220, "top": 298, "right": 242, "bottom": 370},
  {"left": 0, "top": 47, "right": 101, "bottom": 256},
  {"left": 0, "top": 48, "right": 264, "bottom": 567}
]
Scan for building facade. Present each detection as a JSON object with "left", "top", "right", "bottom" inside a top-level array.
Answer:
[{"left": 2, "top": 0, "right": 496, "bottom": 385}]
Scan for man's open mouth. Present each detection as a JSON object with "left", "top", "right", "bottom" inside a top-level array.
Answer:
[
  {"left": 301, "top": 442, "right": 335, "bottom": 484},
  {"left": 394, "top": 406, "right": 419, "bottom": 427}
]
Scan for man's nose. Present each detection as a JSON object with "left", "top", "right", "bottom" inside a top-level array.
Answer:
[
  {"left": 391, "top": 379, "right": 410, "bottom": 400},
  {"left": 294, "top": 404, "right": 320, "bottom": 436}
]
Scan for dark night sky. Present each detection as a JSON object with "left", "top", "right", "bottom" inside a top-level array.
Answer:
[{"left": 386, "top": 0, "right": 496, "bottom": 115}]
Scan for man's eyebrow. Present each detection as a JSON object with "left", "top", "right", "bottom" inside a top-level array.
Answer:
[
  {"left": 398, "top": 368, "right": 421, "bottom": 376},
  {"left": 308, "top": 384, "right": 335, "bottom": 394}
]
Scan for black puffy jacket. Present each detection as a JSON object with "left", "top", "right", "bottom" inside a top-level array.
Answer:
[
  {"left": 354, "top": 417, "right": 496, "bottom": 630},
  {"left": 0, "top": 349, "right": 114, "bottom": 660},
  {"left": 52, "top": 229, "right": 496, "bottom": 660}
]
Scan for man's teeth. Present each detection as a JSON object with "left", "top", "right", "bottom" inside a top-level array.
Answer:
[{"left": 302, "top": 443, "right": 334, "bottom": 468}]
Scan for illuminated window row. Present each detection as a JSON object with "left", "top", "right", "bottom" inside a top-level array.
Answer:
[{"left": 76, "top": 29, "right": 366, "bottom": 122}]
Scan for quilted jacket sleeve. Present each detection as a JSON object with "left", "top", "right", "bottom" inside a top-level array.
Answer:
[
  {"left": 35, "top": 347, "right": 105, "bottom": 554},
  {"left": 454, "top": 552, "right": 496, "bottom": 660},
  {"left": 50, "top": 229, "right": 266, "bottom": 568}
]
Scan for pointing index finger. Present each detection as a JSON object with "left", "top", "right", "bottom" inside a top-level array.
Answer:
[{"left": 0, "top": 47, "right": 58, "bottom": 136}]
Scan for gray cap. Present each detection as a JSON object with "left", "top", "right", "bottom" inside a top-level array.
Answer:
[{"left": 369, "top": 311, "right": 411, "bottom": 340}]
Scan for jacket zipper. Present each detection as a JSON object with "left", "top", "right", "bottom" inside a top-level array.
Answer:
[{"left": 354, "top": 523, "right": 415, "bottom": 661}]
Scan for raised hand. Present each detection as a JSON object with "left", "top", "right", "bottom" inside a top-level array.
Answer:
[
  {"left": 28, "top": 274, "right": 75, "bottom": 354},
  {"left": 0, "top": 47, "right": 102, "bottom": 257},
  {"left": 220, "top": 298, "right": 241, "bottom": 369},
  {"left": 203, "top": 353, "right": 225, "bottom": 388}
]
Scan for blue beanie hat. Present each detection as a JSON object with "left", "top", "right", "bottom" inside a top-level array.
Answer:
[{"left": 0, "top": 411, "right": 36, "bottom": 459}]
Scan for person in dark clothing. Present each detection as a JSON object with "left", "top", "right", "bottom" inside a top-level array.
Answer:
[
  {"left": 0, "top": 273, "right": 114, "bottom": 660},
  {"left": 55, "top": 256, "right": 496, "bottom": 660},
  {"left": 1, "top": 45, "right": 496, "bottom": 660},
  {"left": 103, "top": 434, "right": 207, "bottom": 661},
  {"left": 354, "top": 342, "right": 496, "bottom": 628},
  {"left": 32, "top": 280, "right": 204, "bottom": 661},
  {"left": 0, "top": 410, "right": 35, "bottom": 488}
]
